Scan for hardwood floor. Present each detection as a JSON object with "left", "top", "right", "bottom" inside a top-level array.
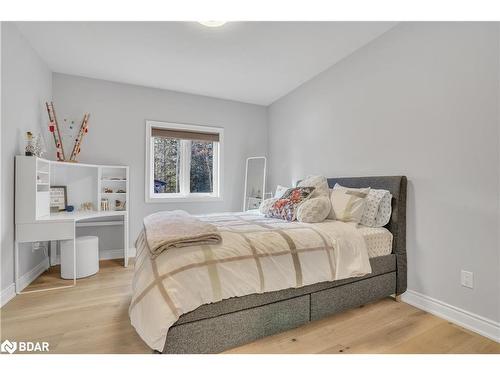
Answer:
[{"left": 1, "top": 260, "right": 499, "bottom": 354}]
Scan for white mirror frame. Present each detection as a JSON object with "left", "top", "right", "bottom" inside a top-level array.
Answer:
[{"left": 243, "top": 156, "right": 267, "bottom": 211}]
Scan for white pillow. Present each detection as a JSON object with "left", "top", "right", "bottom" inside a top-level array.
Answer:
[
  {"left": 329, "top": 184, "right": 370, "bottom": 223},
  {"left": 297, "top": 175, "right": 329, "bottom": 198},
  {"left": 297, "top": 196, "right": 331, "bottom": 223},
  {"left": 274, "top": 185, "right": 290, "bottom": 199},
  {"left": 374, "top": 192, "right": 392, "bottom": 227},
  {"left": 359, "top": 188, "right": 392, "bottom": 227}
]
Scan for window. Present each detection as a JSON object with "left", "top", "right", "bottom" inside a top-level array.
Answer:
[{"left": 146, "top": 121, "right": 223, "bottom": 202}]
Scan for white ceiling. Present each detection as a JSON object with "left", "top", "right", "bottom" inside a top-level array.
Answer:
[{"left": 15, "top": 22, "right": 396, "bottom": 105}]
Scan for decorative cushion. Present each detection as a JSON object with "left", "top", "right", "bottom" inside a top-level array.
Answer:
[
  {"left": 374, "top": 192, "right": 392, "bottom": 227},
  {"left": 297, "top": 196, "right": 331, "bottom": 223},
  {"left": 274, "top": 185, "right": 290, "bottom": 199},
  {"left": 359, "top": 188, "right": 392, "bottom": 227},
  {"left": 329, "top": 184, "right": 370, "bottom": 223},
  {"left": 297, "top": 175, "right": 329, "bottom": 198},
  {"left": 259, "top": 197, "right": 279, "bottom": 215},
  {"left": 267, "top": 187, "right": 315, "bottom": 221}
]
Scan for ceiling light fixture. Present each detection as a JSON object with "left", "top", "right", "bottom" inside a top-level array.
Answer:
[{"left": 198, "top": 21, "right": 227, "bottom": 28}]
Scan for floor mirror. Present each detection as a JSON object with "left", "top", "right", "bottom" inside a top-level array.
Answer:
[{"left": 243, "top": 156, "right": 267, "bottom": 211}]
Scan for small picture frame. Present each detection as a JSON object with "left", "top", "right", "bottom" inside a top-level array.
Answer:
[{"left": 50, "top": 186, "right": 67, "bottom": 212}]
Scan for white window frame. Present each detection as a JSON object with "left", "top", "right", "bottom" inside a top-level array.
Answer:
[{"left": 145, "top": 120, "right": 223, "bottom": 203}]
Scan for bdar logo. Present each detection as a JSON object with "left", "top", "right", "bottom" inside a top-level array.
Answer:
[
  {"left": 1, "top": 340, "right": 17, "bottom": 354},
  {"left": 0, "top": 340, "right": 49, "bottom": 353}
]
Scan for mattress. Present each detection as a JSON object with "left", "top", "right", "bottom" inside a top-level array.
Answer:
[
  {"left": 309, "top": 220, "right": 393, "bottom": 258},
  {"left": 356, "top": 225, "right": 393, "bottom": 258}
]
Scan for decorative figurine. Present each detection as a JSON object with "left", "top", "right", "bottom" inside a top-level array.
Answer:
[
  {"left": 115, "top": 200, "right": 126, "bottom": 211},
  {"left": 80, "top": 202, "right": 94, "bottom": 211},
  {"left": 25, "top": 132, "right": 35, "bottom": 156}
]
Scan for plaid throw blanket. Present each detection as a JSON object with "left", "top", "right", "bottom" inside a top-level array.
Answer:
[
  {"left": 129, "top": 212, "right": 371, "bottom": 351},
  {"left": 143, "top": 210, "right": 222, "bottom": 258}
]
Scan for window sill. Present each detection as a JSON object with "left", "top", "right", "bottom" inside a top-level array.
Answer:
[{"left": 146, "top": 195, "right": 223, "bottom": 203}]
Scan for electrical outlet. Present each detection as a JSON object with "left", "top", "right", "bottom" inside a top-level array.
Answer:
[{"left": 461, "top": 270, "right": 474, "bottom": 289}]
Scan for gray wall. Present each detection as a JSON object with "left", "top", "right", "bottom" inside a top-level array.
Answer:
[
  {"left": 268, "top": 22, "right": 500, "bottom": 322},
  {"left": 1, "top": 23, "right": 53, "bottom": 292},
  {"left": 52, "top": 74, "right": 268, "bottom": 243}
]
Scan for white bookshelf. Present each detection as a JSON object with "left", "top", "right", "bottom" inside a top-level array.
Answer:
[
  {"left": 16, "top": 156, "right": 129, "bottom": 218},
  {"left": 99, "top": 166, "right": 129, "bottom": 212}
]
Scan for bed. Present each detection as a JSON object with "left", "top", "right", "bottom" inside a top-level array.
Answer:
[{"left": 131, "top": 176, "right": 407, "bottom": 353}]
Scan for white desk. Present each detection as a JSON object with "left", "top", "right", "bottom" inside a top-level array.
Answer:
[
  {"left": 15, "top": 156, "right": 130, "bottom": 294},
  {"left": 15, "top": 210, "right": 129, "bottom": 294}
]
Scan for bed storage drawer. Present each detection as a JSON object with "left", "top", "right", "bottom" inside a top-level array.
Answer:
[
  {"left": 310, "top": 272, "right": 396, "bottom": 321},
  {"left": 163, "top": 294, "right": 310, "bottom": 353}
]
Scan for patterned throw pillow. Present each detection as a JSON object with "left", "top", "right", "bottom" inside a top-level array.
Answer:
[
  {"left": 329, "top": 185, "right": 370, "bottom": 223},
  {"left": 259, "top": 197, "right": 279, "bottom": 215},
  {"left": 297, "top": 196, "right": 331, "bottom": 223},
  {"left": 297, "top": 175, "right": 329, "bottom": 198},
  {"left": 359, "top": 189, "right": 382, "bottom": 226},
  {"left": 267, "top": 187, "right": 315, "bottom": 221},
  {"left": 374, "top": 192, "right": 392, "bottom": 227},
  {"left": 359, "top": 188, "right": 392, "bottom": 227}
]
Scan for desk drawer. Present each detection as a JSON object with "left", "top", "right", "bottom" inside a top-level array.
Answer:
[{"left": 16, "top": 222, "right": 75, "bottom": 242}]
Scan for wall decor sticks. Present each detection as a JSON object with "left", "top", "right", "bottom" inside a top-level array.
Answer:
[
  {"left": 69, "top": 113, "right": 90, "bottom": 161},
  {"left": 46, "top": 102, "right": 66, "bottom": 161},
  {"left": 46, "top": 102, "right": 90, "bottom": 162}
]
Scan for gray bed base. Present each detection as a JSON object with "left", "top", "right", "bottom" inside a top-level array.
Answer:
[{"left": 161, "top": 176, "right": 407, "bottom": 354}]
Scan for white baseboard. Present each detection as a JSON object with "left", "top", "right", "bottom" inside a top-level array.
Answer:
[
  {"left": 401, "top": 289, "right": 500, "bottom": 343},
  {"left": 50, "top": 247, "right": 137, "bottom": 265},
  {"left": 0, "top": 284, "right": 16, "bottom": 308},
  {"left": 0, "top": 257, "right": 49, "bottom": 308},
  {"left": 98, "top": 247, "right": 136, "bottom": 260},
  {"left": 20, "top": 258, "right": 50, "bottom": 291}
]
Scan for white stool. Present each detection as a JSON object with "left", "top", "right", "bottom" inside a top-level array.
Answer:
[{"left": 61, "top": 236, "right": 99, "bottom": 279}]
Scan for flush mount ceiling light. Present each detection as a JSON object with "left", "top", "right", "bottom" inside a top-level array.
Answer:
[{"left": 198, "top": 21, "right": 227, "bottom": 28}]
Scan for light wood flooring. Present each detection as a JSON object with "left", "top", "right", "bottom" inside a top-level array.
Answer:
[{"left": 1, "top": 260, "right": 499, "bottom": 354}]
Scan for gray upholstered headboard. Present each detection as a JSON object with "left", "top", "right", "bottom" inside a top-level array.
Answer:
[{"left": 326, "top": 176, "right": 407, "bottom": 294}]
